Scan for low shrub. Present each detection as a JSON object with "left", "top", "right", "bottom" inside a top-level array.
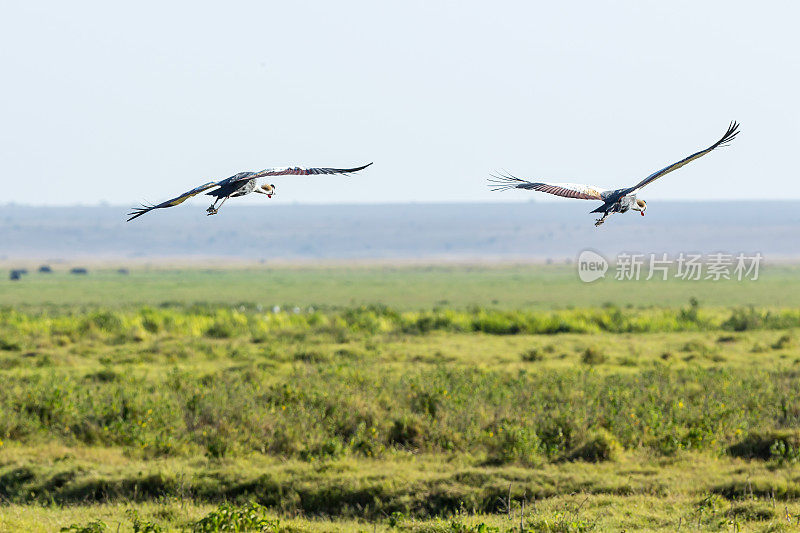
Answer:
[
  {"left": 521, "top": 348, "right": 544, "bottom": 362},
  {"left": 127, "top": 509, "right": 163, "bottom": 533},
  {"left": 727, "top": 430, "right": 800, "bottom": 463},
  {"left": 389, "top": 415, "right": 424, "bottom": 448},
  {"left": 538, "top": 418, "right": 577, "bottom": 458},
  {"left": 568, "top": 429, "right": 622, "bottom": 462},
  {"left": 681, "top": 340, "right": 711, "bottom": 354},
  {"left": 193, "top": 502, "right": 279, "bottom": 533},
  {"left": 60, "top": 519, "right": 108, "bottom": 533},
  {"left": 712, "top": 478, "right": 800, "bottom": 500},
  {"left": 772, "top": 334, "right": 793, "bottom": 350},
  {"left": 0, "top": 338, "right": 21, "bottom": 351},
  {"left": 728, "top": 501, "right": 776, "bottom": 521},
  {"left": 293, "top": 350, "right": 330, "bottom": 363},
  {"left": 486, "top": 423, "right": 541, "bottom": 466},
  {"left": 581, "top": 347, "right": 606, "bottom": 365},
  {"left": 723, "top": 307, "right": 764, "bottom": 331}
]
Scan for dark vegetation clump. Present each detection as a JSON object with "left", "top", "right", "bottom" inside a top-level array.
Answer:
[
  {"left": 581, "top": 346, "right": 606, "bottom": 365},
  {"left": 681, "top": 340, "right": 712, "bottom": 355},
  {"left": 83, "top": 369, "right": 119, "bottom": 383},
  {"left": 486, "top": 422, "right": 541, "bottom": 466},
  {"left": 712, "top": 478, "right": 800, "bottom": 500},
  {"left": 60, "top": 519, "right": 108, "bottom": 533},
  {"left": 293, "top": 350, "right": 330, "bottom": 363},
  {"left": 750, "top": 343, "right": 767, "bottom": 353},
  {"left": 728, "top": 502, "right": 776, "bottom": 521},
  {"left": 727, "top": 430, "right": 800, "bottom": 463},
  {"left": 678, "top": 297, "right": 701, "bottom": 323},
  {"left": 193, "top": 503, "right": 279, "bottom": 533},
  {"left": 204, "top": 322, "right": 236, "bottom": 339},
  {"left": 771, "top": 334, "right": 793, "bottom": 350},
  {"left": 0, "top": 337, "right": 21, "bottom": 351},
  {"left": 568, "top": 430, "right": 622, "bottom": 462},
  {"left": 388, "top": 415, "right": 424, "bottom": 448},
  {"left": 520, "top": 348, "right": 544, "bottom": 362},
  {"left": 721, "top": 306, "right": 800, "bottom": 331}
]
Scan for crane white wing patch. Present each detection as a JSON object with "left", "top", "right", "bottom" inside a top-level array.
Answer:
[
  {"left": 529, "top": 182, "right": 604, "bottom": 200},
  {"left": 488, "top": 174, "right": 605, "bottom": 200}
]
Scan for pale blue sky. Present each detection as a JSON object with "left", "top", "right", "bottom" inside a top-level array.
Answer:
[{"left": 1, "top": 1, "right": 797, "bottom": 206}]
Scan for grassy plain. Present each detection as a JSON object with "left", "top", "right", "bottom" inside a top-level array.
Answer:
[
  {"left": 1, "top": 262, "right": 799, "bottom": 309},
  {"left": 1, "top": 264, "right": 800, "bottom": 532}
]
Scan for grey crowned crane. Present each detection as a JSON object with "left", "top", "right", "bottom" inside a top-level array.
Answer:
[
  {"left": 127, "top": 163, "right": 373, "bottom": 221},
  {"left": 489, "top": 122, "right": 739, "bottom": 226}
]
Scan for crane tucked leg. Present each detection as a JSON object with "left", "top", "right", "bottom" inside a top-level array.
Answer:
[
  {"left": 206, "top": 196, "right": 229, "bottom": 216},
  {"left": 594, "top": 212, "right": 609, "bottom": 227}
]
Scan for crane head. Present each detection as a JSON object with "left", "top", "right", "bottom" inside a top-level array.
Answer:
[
  {"left": 635, "top": 199, "right": 646, "bottom": 216},
  {"left": 259, "top": 184, "right": 276, "bottom": 198}
]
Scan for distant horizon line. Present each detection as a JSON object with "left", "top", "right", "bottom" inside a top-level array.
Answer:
[{"left": 4, "top": 198, "right": 800, "bottom": 209}]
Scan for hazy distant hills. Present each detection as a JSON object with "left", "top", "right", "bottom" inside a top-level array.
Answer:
[{"left": 1, "top": 202, "right": 798, "bottom": 261}]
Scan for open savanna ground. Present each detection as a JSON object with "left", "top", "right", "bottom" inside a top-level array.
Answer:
[
  {"left": 2, "top": 262, "right": 800, "bottom": 310},
  {"left": 1, "top": 265, "right": 800, "bottom": 531}
]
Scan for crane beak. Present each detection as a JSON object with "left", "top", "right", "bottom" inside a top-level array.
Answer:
[{"left": 641, "top": 211, "right": 645, "bottom": 216}]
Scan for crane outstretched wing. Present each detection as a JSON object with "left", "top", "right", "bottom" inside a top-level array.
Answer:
[
  {"left": 249, "top": 162, "right": 373, "bottom": 179},
  {"left": 625, "top": 121, "right": 739, "bottom": 193},
  {"left": 126, "top": 163, "right": 372, "bottom": 221},
  {"left": 127, "top": 181, "right": 222, "bottom": 221},
  {"left": 488, "top": 173, "right": 605, "bottom": 200}
]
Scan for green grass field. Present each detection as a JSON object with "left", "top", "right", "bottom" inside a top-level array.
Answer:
[
  {"left": 2, "top": 263, "right": 799, "bottom": 310},
  {"left": 1, "top": 264, "right": 800, "bottom": 532}
]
